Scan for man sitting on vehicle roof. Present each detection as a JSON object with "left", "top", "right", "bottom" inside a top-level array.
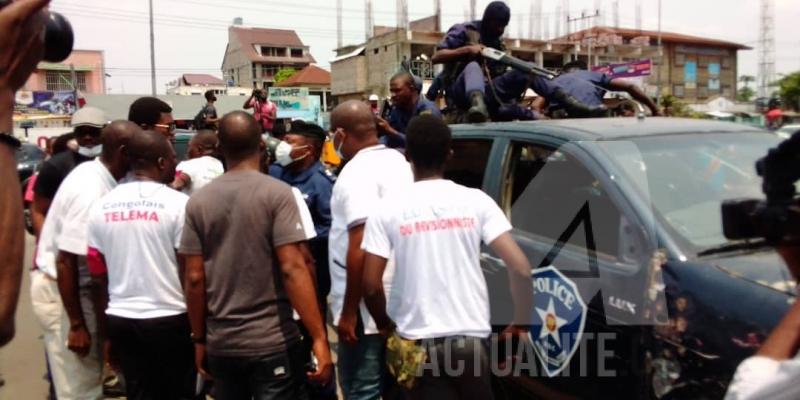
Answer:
[{"left": 431, "top": 1, "right": 603, "bottom": 123}]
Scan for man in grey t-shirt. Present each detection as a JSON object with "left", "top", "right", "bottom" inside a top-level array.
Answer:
[{"left": 180, "top": 111, "right": 333, "bottom": 399}]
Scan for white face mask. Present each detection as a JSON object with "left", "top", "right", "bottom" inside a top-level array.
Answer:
[
  {"left": 77, "top": 145, "right": 102, "bottom": 158},
  {"left": 275, "top": 141, "right": 309, "bottom": 167}
]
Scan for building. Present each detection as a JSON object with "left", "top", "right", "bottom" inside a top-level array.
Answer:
[
  {"left": 330, "top": 21, "right": 749, "bottom": 104},
  {"left": 23, "top": 49, "right": 106, "bottom": 94},
  {"left": 166, "top": 73, "right": 251, "bottom": 96},
  {"left": 560, "top": 27, "right": 750, "bottom": 102},
  {"left": 222, "top": 23, "right": 316, "bottom": 90},
  {"left": 275, "top": 65, "right": 333, "bottom": 112}
]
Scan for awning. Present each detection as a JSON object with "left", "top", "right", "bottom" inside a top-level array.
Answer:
[
  {"left": 330, "top": 46, "right": 365, "bottom": 63},
  {"left": 37, "top": 62, "right": 94, "bottom": 72},
  {"left": 706, "top": 110, "right": 734, "bottom": 118}
]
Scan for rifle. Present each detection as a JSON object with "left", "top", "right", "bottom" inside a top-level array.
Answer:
[{"left": 480, "top": 48, "right": 557, "bottom": 80}]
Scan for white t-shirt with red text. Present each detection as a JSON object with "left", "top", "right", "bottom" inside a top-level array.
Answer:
[
  {"left": 361, "top": 179, "right": 512, "bottom": 340},
  {"left": 87, "top": 180, "right": 189, "bottom": 319},
  {"left": 176, "top": 156, "right": 224, "bottom": 196}
]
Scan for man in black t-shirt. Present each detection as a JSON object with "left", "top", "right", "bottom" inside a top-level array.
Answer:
[
  {"left": 195, "top": 90, "right": 219, "bottom": 130},
  {"left": 31, "top": 107, "right": 107, "bottom": 240}
]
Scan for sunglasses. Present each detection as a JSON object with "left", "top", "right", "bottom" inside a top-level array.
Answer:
[{"left": 154, "top": 123, "right": 177, "bottom": 132}]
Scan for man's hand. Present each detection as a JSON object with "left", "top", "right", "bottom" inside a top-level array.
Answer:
[
  {"left": 67, "top": 324, "right": 92, "bottom": 357},
  {"left": 307, "top": 337, "right": 334, "bottom": 385},
  {"left": 464, "top": 44, "right": 486, "bottom": 57},
  {"left": 103, "top": 339, "right": 119, "bottom": 371},
  {"left": 375, "top": 116, "right": 399, "bottom": 137},
  {"left": 337, "top": 310, "right": 358, "bottom": 346},
  {"left": 0, "top": 0, "right": 49, "bottom": 93},
  {"left": 194, "top": 343, "right": 212, "bottom": 380},
  {"left": 499, "top": 324, "right": 529, "bottom": 342}
]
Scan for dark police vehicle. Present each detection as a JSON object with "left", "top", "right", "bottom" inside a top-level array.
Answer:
[{"left": 445, "top": 118, "right": 792, "bottom": 399}]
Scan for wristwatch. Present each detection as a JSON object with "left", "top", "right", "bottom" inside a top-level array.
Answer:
[{"left": 0, "top": 132, "right": 20, "bottom": 149}]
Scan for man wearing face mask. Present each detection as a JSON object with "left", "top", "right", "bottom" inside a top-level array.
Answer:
[
  {"left": 31, "top": 106, "right": 107, "bottom": 240},
  {"left": 269, "top": 121, "right": 334, "bottom": 309}
]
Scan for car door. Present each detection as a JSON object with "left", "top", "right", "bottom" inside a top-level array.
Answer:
[{"left": 472, "top": 132, "right": 658, "bottom": 399}]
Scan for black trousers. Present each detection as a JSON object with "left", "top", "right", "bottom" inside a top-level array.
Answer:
[
  {"left": 107, "top": 313, "right": 197, "bottom": 400},
  {"left": 409, "top": 336, "right": 494, "bottom": 400},
  {"left": 208, "top": 340, "right": 309, "bottom": 400}
]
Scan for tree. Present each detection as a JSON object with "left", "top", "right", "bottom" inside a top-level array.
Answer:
[
  {"left": 737, "top": 86, "right": 755, "bottom": 103},
  {"left": 273, "top": 68, "right": 297, "bottom": 84},
  {"left": 739, "top": 74, "right": 756, "bottom": 89},
  {"left": 777, "top": 71, "right": 800, "bottom": 111}
]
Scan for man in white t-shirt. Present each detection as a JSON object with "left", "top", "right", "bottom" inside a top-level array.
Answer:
[
  {"left": 87, "top": 131, "right": 196, "bottom": 399},
  {"left": 171, "top": 130, "right": 224, "bottom": 195},
  {"left": 328, "top": 100, "right": 414, "bottom": 399},
  {"left": 32, "top": 121, "right": 140, "bottom": 400},
  {"left": 362, "top": 115, "right": 533, "bottom": 399}
]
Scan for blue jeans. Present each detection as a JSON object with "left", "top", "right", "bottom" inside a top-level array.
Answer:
[
  {"left": 337, "top": 332, "right": 386, "bottom": 400},
  {"left": 208, "top": 341, "right": 309, "bottom": 400}
]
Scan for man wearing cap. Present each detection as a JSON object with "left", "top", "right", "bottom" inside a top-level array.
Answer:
[
  {"left": 269, "top": 121, "right": 334, "bottom": 315},
  {"left": 31, "top": 106, "right": 107, "bottom": 241}
]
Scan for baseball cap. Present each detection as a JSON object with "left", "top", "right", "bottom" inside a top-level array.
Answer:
[
  {"left": 289, "top": 120, "right": 326, "bottom": 142},
  {"left": 368, "top": 94, "right": 379, "bottom": 101},
  {"left": 71, "top": 106, "right": 107, "bottom": 128}
]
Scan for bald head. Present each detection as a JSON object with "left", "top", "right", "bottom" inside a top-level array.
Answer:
[
  {"left": 128, "top": 130, "right": 172, "bottom": 170},
  {"left": 100, "top": 120, "right": 140, "bottom": 162},
  {"left": 189, "top": 130, "right": 219, "bottom": 158},
  {"left": 330, "top": 100, "right": 378, "bottom": 141},
  {"left": 218, "top": 111, "right": 262, "bottom": 161}
]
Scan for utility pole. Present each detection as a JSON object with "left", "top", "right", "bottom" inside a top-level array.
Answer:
[
  {"left": 336, "top": 0, "right": 343, "bottom": 48},
  {"left": 758, "top": 0, "right": 776, "bottom": 98},
  {"left": 70, "top": 64, "right": 78, "bottom": 111},
  {"left": 656, "top": 0, "right": 663, "bottom": 107},
  {"left": 567, "top": 10, "right": 600, "bottom": 66},
  {"left": 148, "top": 0, "right": 156, "bottom": 96}
]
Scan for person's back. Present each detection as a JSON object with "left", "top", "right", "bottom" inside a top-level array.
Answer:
[
  {"left": 175, "top": 155, "right": 224, "bottom": 196},
  {"left": 183, "top": 169, "right": 304, "bottom": 355},
  {"left": 367, "top": 179, "right": 504, "bottom": 339},
  {"left": 551, "top": 69, "right": 610, "bottom": 107}
]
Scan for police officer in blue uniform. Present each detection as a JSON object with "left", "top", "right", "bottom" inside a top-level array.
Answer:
[
  {"left": 268, "top": 120, "right": 336, "bottom": 399},
  {"left": 532, "top": 60, "right": 662, "bottom": 118},
  {"left": 376, "top": 71, "right": 443, "bottom": 149},
  {"left": 432, "top": 1, "right": 603, "bottom": 122}
]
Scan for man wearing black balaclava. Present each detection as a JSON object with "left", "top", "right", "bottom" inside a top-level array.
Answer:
[{"left": 431, "top": 1, "right": 603, "bottom": 122}]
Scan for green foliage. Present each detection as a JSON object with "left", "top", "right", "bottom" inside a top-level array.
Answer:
[
  {"left": 660, "top": 94, "right": 701, "bottom": 118},
  {"left": 273, "top": 68, "right": 297, "bottom": 84},
  {"left": 738, "top": 75, "right": 756, "bottom": 89},
  {"left": 737, "top": 86, "right": 755, "bottom": 103},
  {"left": 777, "top": 72, "right": 800, "bottom": 111}
]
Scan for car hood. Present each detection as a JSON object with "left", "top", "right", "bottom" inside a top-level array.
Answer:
[{"left": 704, "top": 249, "right": 795, "bottom": 295}]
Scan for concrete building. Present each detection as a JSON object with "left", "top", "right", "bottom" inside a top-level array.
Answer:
[
  {"left": 166, "top": 73, "right": 251, "bottom": 96},
  {"left": 222, "top": 24, "right": 315, "bottom": 90},
  {"left": 275, "top": 65, "right": 333, "bottom": 112},
  {"left": 561, "top": 27, "right": 750, "bottom": 102},
  {"left": 330, "top": 21, "right": 749, "bottom": 104},
  {"left": 23, "top": 50, "right": 106, "bottom": 94}
]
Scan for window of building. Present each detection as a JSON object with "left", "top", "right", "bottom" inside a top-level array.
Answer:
[
  {"left": 674, "top": 53, "right": 685, "bottom": 67},
  {"left": 261, "top": 65, "right": 280, "bottom": 78},
  {"left": 698, "top": 85, "right": 708, "bottom": 99},
  {"left": 443, "top": 138, "right": 493, "bottom": 189},
  {"left": 290, "top": 48, "right": 303, "bottom": 58},
  {"left": 45, "top": 70, "right": 87, "bottom": 91},
  {"left": 261, "top": 46, "right": 287, "bottom": 57},
  {"left": 722, "top": 56, "right": 732, "bottom": 69},
  {"left": 373, "top": 48, "right": 379, "bottom": 54},
  {"left": 673, "top": 84, "right": 685, "bottom": 98}
]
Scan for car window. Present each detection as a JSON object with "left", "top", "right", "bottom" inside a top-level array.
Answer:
[
  {"left": 444, "top": 138, "right": 493, "bottom": 189},
  {"left": 504, "top": 141, "right": 634, "bottom": 263}
]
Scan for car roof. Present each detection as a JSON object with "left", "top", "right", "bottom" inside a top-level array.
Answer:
[{"left": 451, "top": 117, "right": 767, "bottom": 141}]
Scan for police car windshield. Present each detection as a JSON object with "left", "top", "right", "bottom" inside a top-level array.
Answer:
[{"left": 603, "top": 132, "right": 781, "bottom": 252}]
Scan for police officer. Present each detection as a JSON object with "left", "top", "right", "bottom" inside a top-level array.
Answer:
[
  {"left": 432, "top": 1, "right": 602, "bottom": 122},
  {"left": 269, "top": 120, "right": 334, "bottom": 301},
  {"left": 532, "top": 60, "right": 662, "bottom": 118},
  {"left": 376, "top": 71, "right": 443, "bottom": 149}
]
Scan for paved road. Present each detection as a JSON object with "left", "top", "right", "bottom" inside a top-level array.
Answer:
[{"left": 0, "top": 234, "right": 49, "bottom": 398}]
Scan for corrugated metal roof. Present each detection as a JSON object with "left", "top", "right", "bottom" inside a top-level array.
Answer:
[{"left": 276, "top": 65, "right": 331, "bottom": 87}]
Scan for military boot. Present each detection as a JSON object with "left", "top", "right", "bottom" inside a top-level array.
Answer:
[{"left": 467, "top": 91, "right": 489, "bottom": 123}]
